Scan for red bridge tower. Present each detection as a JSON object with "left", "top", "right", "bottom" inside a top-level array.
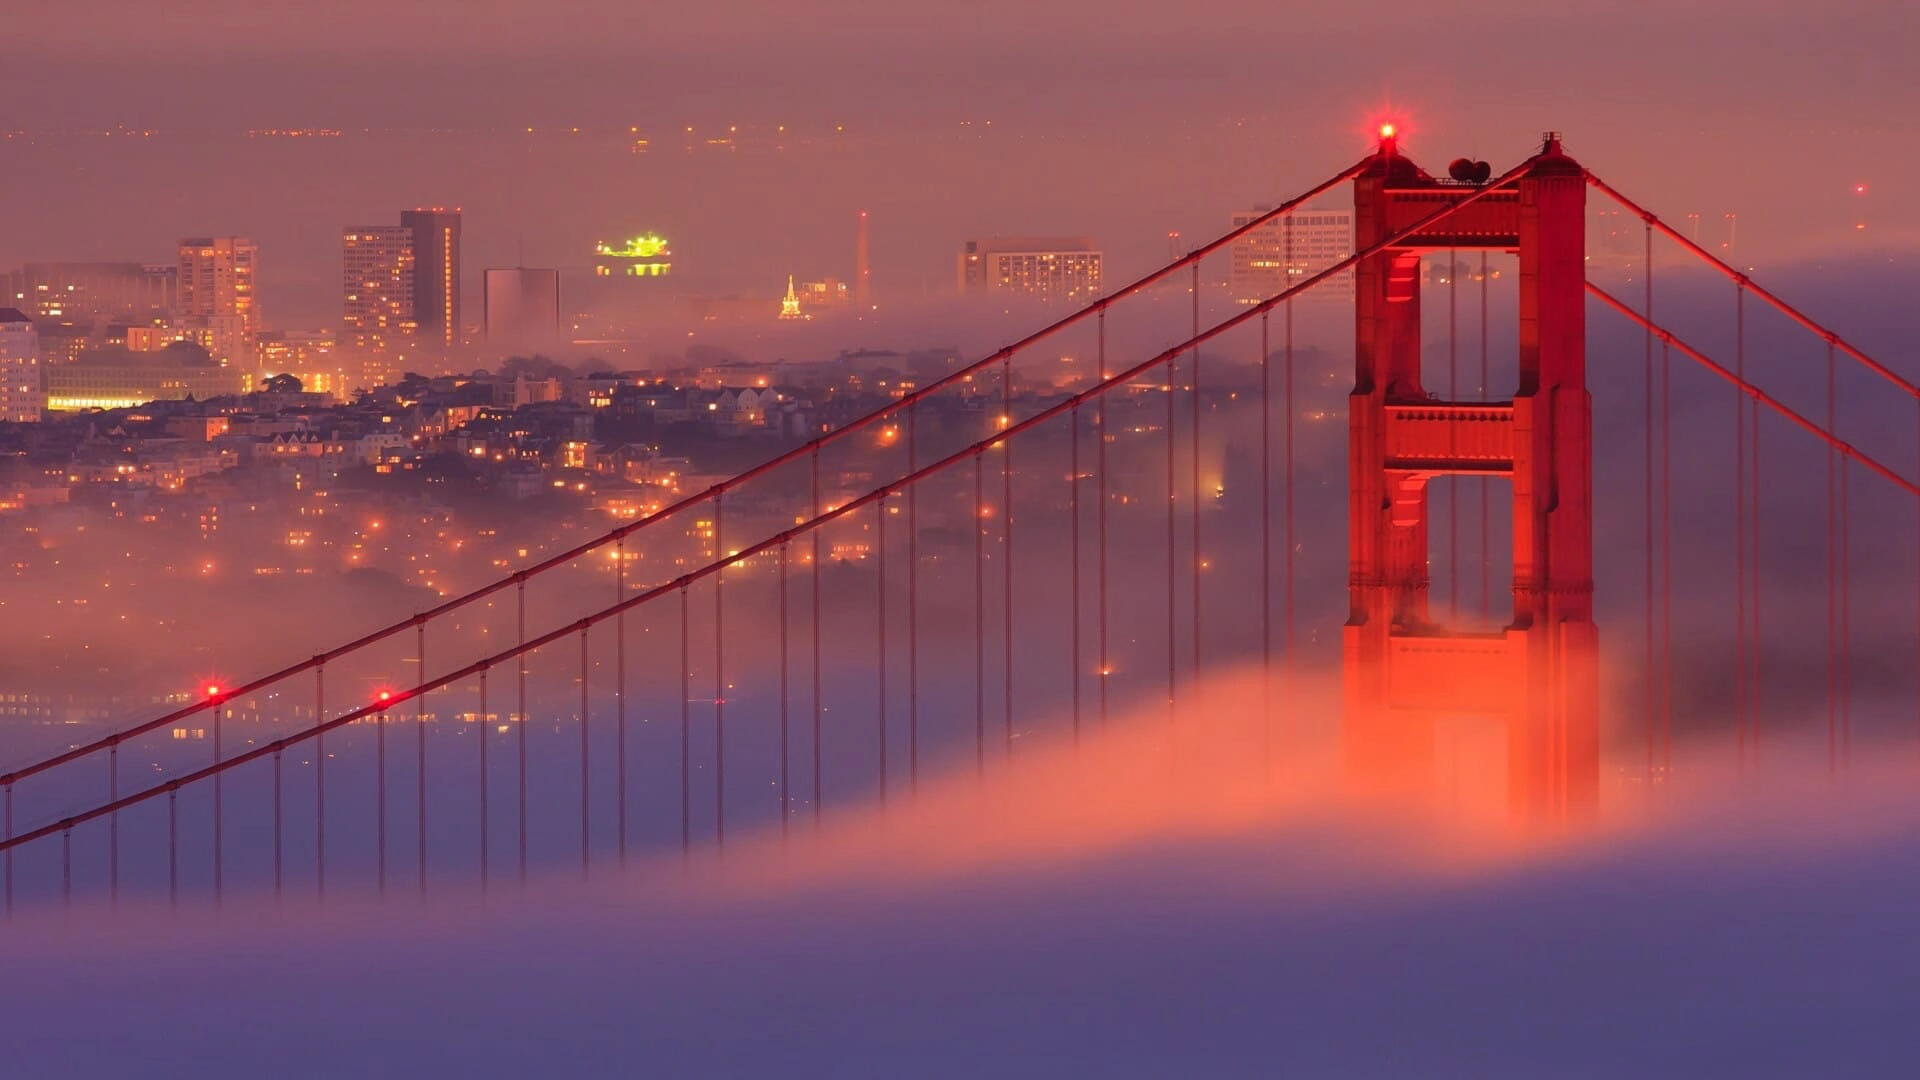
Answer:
[{"left": 1343, "top": 131, "right": 1598, "bottom": 823}]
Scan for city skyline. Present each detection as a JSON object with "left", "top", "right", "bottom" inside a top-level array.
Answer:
[
  {"left": 1, "top": 3, "right": 1918, "bottom": 1075},
  {"left": 4, "top": 1, "right": 1911, "bottom": 333}
]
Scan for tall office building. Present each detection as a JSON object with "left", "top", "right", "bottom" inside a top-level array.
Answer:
[
  {"left": 342, "top": 226, "right": 416, "bottom": 387},
  {"left": 1227, "top": 207, "right": 1354, "bottom": 303},
  {"left": 400, "top": 209, "right": 461, "bottom": 348},
  {"left": 176, "top": 237, "right": 259, "bottom": 356},
  {"left": 482, "top": 268, "right": 561, "bottom": 352},
  {"left": 958, "top": 237, "right": 1103, "bottom": 302},
  {"left": 0, "top": 308, "right": 42, "bottom": 423}
]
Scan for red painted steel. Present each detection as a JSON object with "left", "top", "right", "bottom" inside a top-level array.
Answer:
[{"left": 1345, "top": 133, "right": 1599, "bottom": 825}]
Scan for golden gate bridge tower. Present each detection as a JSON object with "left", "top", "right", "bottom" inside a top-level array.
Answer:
[{"left": 1343, "top": 130, "right": 1599, "bottom": 823}]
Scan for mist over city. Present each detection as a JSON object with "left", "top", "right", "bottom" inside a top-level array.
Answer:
[{"left": 2, "top": 2, "right": 1918, "bottom": 1075}]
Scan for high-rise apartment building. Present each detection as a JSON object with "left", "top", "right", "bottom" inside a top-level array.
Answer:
[
  {"left": 342, "top": 226, "right": 416, "bottom": 387},
  {"left": 1227, "top": 207, "right": 1354, "bottom": 303},
  {"left": 482, "top": 268, "right": 561, "bottom": 353},
  {"left": 339, "top": 210, "right": 460, "bottom": 389},
  {"left": 176, "top": 237, "right": 259, "bottom": 356},
  {"left": 400, "top": 209, "right": 461, "bottom": 348},
  {"left": 0, "top": 308, "right": 42, "bottom": 423},
  {"left": 958, "top": 237, "right": 1102, "bottom": 302}
]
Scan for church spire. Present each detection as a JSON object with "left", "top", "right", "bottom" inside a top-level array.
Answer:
[{"left": 779, "top": 274, "right": 807, "bottom": 320}]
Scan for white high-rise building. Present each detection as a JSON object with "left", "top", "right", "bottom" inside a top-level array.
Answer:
[
  {"left": 958, "top": 237, "right": 1103, "bottom": 303},
  {"left": 176, "top": 237, "right": 259, "bottom": 359},
  {"left": 0, "top": 308, "right": 43, "bottom": 423},
  {"left": 1228, "top": 207, "right": 1354, "bottom": 303}
]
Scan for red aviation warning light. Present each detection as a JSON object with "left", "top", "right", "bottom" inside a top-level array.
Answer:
[
  {"left": 1371, "top": 117, "right": 1404, "bottom": 154},
  {"left": 1364, "top": 106, "right": 1412, "bottom": 151},
  {"left": 376, "top": 690, "right": 394, "bottom": 705},
  {"left": 205, "top": 684, "right": 222, "bottom": 699}
]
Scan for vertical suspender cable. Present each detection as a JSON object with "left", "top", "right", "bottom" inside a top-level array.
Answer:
[
  {"left": 1284, "top": 233, "right": 1298, "bottom": 684},
  {"left": 377, "top": 694, "right": 387, "bottom": 896},
  {"left": 1661, "top": 338, "right": 1674, "bottom": 772},
  {"left": 315, "top": 663, "right": 326, "bottom": 898},
  {"left": 516, "top": 579, "right": 528, "bottom": 882},
  {"left": 714, "top": 496, "right": 726, "bottom": 847},
  {"left": 272, "top": 747, "right": 282, "bottom": 901},
  {"left": 109, "top": 743, "right": 119, "bottom": 902},
  {"left": 1643, "top": 223, "right": 1656, "bottom": 785},
  {"left": 1827, "top": 341, "right": 1838, "bottom": 776},
  {"left": 1070, "top": 403, "right": 1083, "bottom": 745},
  {"left": 1003, "top": 357, "right": 1015, "bottom": 759},
  {"left": 811, "top": 447, "right": 823, "bottom": 821},
  {"left": 778, "top": 541, "right": 791, "bottom": 835},
  {"left": 877, "top": 493, "right": 889, "bottom": 803},
  {"left": 1097, "top": 311, "right": 1110, "bottom": 729},
  {"left": 1191, "top": 260, "right": 1203, "bottom": 684},
  {"left": 1003, "top": 437, "right": 1015, "bottom": 758},
  {"left": 908, "top": 407, "right": 921, "bottom": 790},
  {"left": 975, "top": 453, "right": 987, "bottom": 774},
  {"left": 1841, "top": 457, "right": 1852, "bottom": 767},
  {"left": 213, "top": 695, "right": 223, "bottom": 905},
  {"left": 1166, "top": 338, "right": 1178, "bottom": 720},
  {"left": 1260, "top": 308, "right": 1272, "bottom": 766},
  {"left": 418, "top": 621, "right": 428, "bottom": 896},
  {"left": 580, "top": 627, "right": 590, "bottom": 875},
  {"left": 1750, "top": 315, "right": 1763, "bottom": 764},
  {"left": 1734, "top": 283, "right": 1748, "bottom": 768},
  {"left": 478, "top": 668, "right": 489, "bottom": 887},
  {"left": 615, "top": 537, "right": 627, "bottom": 862},
  {"left": 680, "top": 585, "right": 691, "bottom": 853},
  {"left": 168, "top": 789, "right": 178, "bottom": 908}
]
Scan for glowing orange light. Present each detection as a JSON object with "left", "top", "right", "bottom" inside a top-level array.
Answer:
[
  {"left": 1855, "top": 184, "right": 1867, "bottom": 194},
  {"left": 377, "top": 690, "right": 393, "bottom": 703},
  {"left": 1379, "top": 122, "right": 1396, "bottom": 139},
  {"left": 205, "top": 684, "right": 222, "bottom": 698}
]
